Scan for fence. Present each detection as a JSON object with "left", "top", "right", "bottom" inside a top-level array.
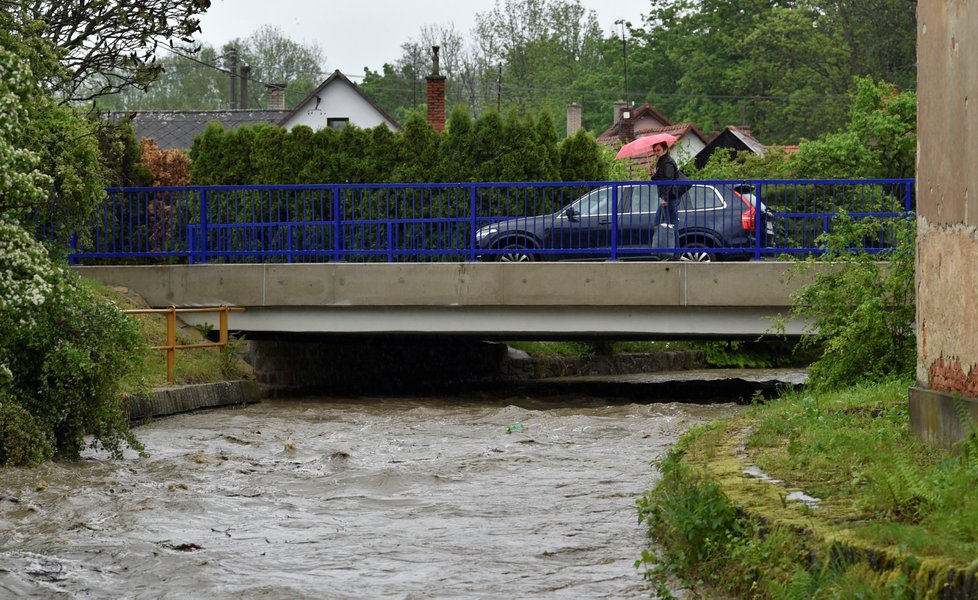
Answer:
[
  {"left": 67, "top": 179, "right": 915, "bottom": 264},
  {"left": 124, "top": 305, "right": 246, "bottom": 384}
]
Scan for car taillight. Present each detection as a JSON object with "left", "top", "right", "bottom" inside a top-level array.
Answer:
[{"left": 735, "top": 190, "right": 756, "bottom": 232}]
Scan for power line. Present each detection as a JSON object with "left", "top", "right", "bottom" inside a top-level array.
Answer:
[{"left": 161, "top": 46, "right": 273, "bottom": 90}]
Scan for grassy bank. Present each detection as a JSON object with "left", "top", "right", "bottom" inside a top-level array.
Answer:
[
  {"left": 98, "top": 284, "right": 251, "bottom": 392},
  {"left": 637, "top": 378, "right": 978, "bottom": 598}
]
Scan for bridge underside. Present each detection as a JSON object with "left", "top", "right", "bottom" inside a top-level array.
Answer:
[{"left": 218, "top": 305, "right": 801, "bottom": 340}]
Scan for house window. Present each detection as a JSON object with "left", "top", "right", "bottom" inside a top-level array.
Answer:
[{"left": 327, "top": 118, "right": 349, "bottom": 130}]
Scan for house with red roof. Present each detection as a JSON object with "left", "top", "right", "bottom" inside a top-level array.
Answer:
[{"left": 596, "top": 101, "right": 709, "bottom": 176}]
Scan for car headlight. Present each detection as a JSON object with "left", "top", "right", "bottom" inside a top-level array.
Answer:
[{"left": 476, "top": 227, "right": 498, "bottom": 243}]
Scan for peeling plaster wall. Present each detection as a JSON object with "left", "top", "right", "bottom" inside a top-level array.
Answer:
[{"left": 916, "top": 3, "right": 978, "bottom": 391}]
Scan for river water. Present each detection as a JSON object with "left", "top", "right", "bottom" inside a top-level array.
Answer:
[{"left": 0, "top": 392, "right": 744, "bottom": 599}]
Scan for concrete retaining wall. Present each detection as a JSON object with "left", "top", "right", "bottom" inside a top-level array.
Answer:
[
  {"left": 909, "top": 387, "right": 978, "bottom": 449},
  {"left": 128, "top": 380, "right": 262, "bottom": 423}
]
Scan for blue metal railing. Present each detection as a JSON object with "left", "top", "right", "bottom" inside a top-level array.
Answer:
[{"left": 65, "top": 179, "right": 915, "bottom": 264}]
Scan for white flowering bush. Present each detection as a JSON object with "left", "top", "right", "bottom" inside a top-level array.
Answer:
[
  {"left": 0, "top": 47, "right": 50, "bottom": 218},
  {"left": 0, "top": 218, "right": 60, "bottom": 321},
  {"left": 0, "top": 220, "right": 58, "bottom": 465},
  {"left": 0, "top": 219, "right": 146, "bottom": 465},
  {"left": 0, "top": 45, "right": 145, "bottom": 466}
]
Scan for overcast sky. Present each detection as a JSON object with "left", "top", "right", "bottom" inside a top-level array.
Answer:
[{"left": 196, "top": 0, "right": 651, "bottom": 77}]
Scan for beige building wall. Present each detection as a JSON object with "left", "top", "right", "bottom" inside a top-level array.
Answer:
[{"left": 916, "top": 3, "right": 978, "bottom": 396}]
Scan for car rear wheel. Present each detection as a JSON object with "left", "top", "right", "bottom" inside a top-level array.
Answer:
[
  {"left": 496, "top": 244, "right": 536, "bottom": 262},
  {"left": 678, "top": 242, "right": 715, "bottom": 262}
]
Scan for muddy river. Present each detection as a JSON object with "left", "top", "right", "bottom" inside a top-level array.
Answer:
[{"left": 0, "top": 393, "right": 743, "bottom": 599}]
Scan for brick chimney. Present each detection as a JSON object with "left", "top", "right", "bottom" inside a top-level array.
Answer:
[
  {"left": 618, "top": 109, "right": 634, "bottom": 143},
  {"left": 426, "top": 46, "right": 446, "bottom": 132},
  {"left": 613, "top": 99, "right": 629, "bottom": 124},
  {"left": 266, "top": 83, "right": 287, "bottom": 110},
  {"left": 737, "top": 106, "right": 752, "bottom": 137},
  {"left": 566, "top": 102, "right": 582, "bottom": 137}
]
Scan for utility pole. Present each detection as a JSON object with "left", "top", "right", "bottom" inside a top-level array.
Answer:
[
  {"left": 228, "top": 48, "right": 238, "bottom": 109},
  {"left": 619, "top": 21, "right": 629, "bottom": 101},
  {"left": 240, "top": 65, "right": 250, "bottom": 110},
  {"left": 496, "top": 64, "right": 502, "bottom": 112}
]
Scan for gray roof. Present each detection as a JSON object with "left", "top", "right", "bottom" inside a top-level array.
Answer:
[
  {"left": 693, "top": 126, "right": 768, "bottom": 170},
  {"left": 106, "top": 110, "right": 290, "bottom": 150},
  {"left": 726, "top": 126, "right": 767, "bottom": 155}
]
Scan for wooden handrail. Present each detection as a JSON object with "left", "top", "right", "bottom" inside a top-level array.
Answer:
[{"left": 124, "top": 305, "right": 246, "bottom": 384}]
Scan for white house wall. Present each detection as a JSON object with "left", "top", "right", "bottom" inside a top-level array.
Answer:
[
  {"left": 673, "top": 138, "right": 705, "bottom": 165},
  {"left": 283, "top": 81, "right": 396, "bottom": 131}
]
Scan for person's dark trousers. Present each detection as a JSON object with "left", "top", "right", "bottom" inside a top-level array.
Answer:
[{"left": 655, "top": 195, "right": 681, "bottom": 257}]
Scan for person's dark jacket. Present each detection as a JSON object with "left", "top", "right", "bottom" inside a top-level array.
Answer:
[
  {"left": 651, "top": 153, "right": 679, "bottom": 182},
  {"left": 651, "top": 153, "right": 681, "bottom": 200}
]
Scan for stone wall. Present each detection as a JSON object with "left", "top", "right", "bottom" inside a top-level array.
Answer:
[{"left": 248, "top": 336, "right": 710, "bottom": 397}]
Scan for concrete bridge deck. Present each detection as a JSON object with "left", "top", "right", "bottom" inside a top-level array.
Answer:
[{"left": 76, "top": 262, "right": 812, "bottom": 339}]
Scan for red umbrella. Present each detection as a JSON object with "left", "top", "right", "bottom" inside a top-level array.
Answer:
[{"left": 615, "top": 133, "right": 678, "bottom": 159}]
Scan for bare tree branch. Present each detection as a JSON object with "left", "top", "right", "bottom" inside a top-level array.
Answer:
[{"left": 1, "top": 0, "right": 211, "bottom": 102}]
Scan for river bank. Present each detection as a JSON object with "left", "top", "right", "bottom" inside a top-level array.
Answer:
[{"left": 639, "top": 378, "right": 978, "bottom": 598}]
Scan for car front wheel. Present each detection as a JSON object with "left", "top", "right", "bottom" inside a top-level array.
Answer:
[{"left": 496, "top": 244, "right": 537, "bottom": 262}]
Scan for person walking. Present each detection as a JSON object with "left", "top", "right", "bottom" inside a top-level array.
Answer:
[{"left": 650, "top": 141, "right": 682, "bottom": 255}]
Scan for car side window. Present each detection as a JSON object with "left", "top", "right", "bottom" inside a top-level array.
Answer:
[
  {"left": 680, "top": 185, "right": 724, "bottom": 211},
  {"left": 627, "top": 185, "right": 659, "bottom": 214},
  {"left": 576, "top": 188, "right": 611, "bottom": 217}
]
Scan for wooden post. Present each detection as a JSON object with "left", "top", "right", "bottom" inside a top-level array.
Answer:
[
  {"left": 219, "top": 305, "right": 229, "bottom": 353},
  {"left": 166, "top": 306, "right": 177, "bottom": 383}
]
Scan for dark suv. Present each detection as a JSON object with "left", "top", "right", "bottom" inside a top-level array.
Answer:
[{"left": 476, "top": 183, "right": 773, "bottom": 262}]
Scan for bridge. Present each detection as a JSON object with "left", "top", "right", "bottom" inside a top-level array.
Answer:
[
  {"left": 64, "top": 178, "right": 911, "bottom": 392},
  {"left": 67, "top": 178, "right": 910, "bottom": 338},
  {"left": 78, "top": 261, "right": 814, "bottom": 339}
]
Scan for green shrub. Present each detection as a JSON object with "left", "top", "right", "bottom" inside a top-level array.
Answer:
[
  {"left": 776, "top": 213, "right": 916, "bottom": 391},
  {"left": 0, "top": 394, "right": 53, "bottom": 466},
  {"left": 0, "top": 219, "right": 145, "bottom": 463},
  {"left": 704, "top": 340, "right": 805, "bottom": 368},
  {"left": 637, "top": 440, "right": 746, "bottom": 576},
  {"left": 188, "top": 108, "right": 609, "bottom": 186}
]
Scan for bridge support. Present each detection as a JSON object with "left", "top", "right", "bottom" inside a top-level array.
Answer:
[{"left": 914, "top": 3, "right": 978, "bottom": 446}]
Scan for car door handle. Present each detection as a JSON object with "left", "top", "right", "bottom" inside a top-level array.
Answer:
[{"left": 598, "top": 220, "right": 612, "bottom": 225}]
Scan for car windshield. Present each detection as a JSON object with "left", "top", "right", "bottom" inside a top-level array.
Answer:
[{"left": 571, "top": 188, "right": 611, "bottom": 217}]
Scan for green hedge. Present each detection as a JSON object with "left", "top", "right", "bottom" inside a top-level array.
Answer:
[{"left": 189, "top": 106, "right": 611, "bottom": 186}]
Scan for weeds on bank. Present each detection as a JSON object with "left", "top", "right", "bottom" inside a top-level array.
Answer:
[
  {"left": 636, "top": 424, "right": 821, "bottom": 598},
  {"left": 637, "top": 378, "right": 978, "bottom": 597},
  {"left": 505, "top": 340, "right": 804, "bottom": 365},
  {"left": 98, "top": 286, "right": 251, "bottom": 390},
  {"left": 747, "top": 380, "right": 978, "bottom": 562}
]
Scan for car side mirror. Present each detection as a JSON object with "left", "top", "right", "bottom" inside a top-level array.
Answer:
[{"left": 564, "top": 207, "right": 578, "bottom": 221}]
